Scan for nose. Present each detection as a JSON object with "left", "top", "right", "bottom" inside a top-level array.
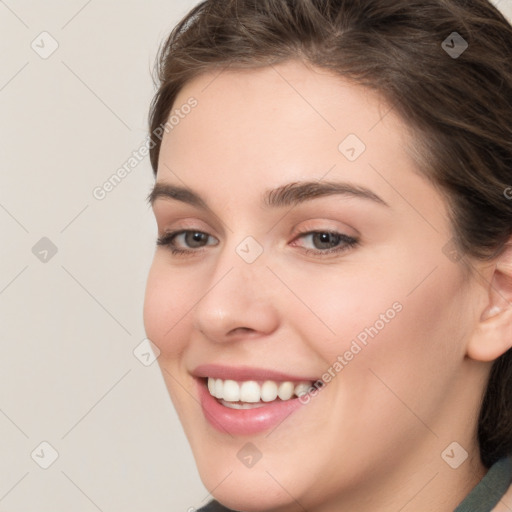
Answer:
[{"left": 192, "top": 247, "right": 280, "bottom": 343}]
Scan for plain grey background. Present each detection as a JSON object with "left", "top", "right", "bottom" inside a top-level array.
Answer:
[
  {"left": 1, "top": 1, "right": 206, "bottom": 511},
  {"left": 1, "top": 1, "right": 511, "bottom": 511}
]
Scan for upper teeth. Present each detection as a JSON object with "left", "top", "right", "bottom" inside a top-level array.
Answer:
[{"left": 207, "top": 377, "right": 311, "bottom": 403}]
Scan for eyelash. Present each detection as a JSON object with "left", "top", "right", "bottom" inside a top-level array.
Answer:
[{"left": 156, "top": 229, "right": 359, "bottom": 258}]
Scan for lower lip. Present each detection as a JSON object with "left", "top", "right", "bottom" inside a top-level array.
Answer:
[{"left": 197, "top": 379, "right": 305, "bottom": 436}]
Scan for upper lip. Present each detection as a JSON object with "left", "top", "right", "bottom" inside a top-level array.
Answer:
[{"left": 192, "top": 364, "right": 318, "bottom": 383}]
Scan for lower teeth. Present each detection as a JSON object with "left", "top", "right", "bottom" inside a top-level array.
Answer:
[{"left": 219, "top": 400, "right": 269, "bottom": 409}]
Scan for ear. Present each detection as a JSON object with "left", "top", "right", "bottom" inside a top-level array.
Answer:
[{"left": 467, "top": 241, "right": 512, "bottom": 362}]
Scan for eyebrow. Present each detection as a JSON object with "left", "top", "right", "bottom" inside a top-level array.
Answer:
[{"left": 147, "top": 180, "right": 389, "bottom": 210}]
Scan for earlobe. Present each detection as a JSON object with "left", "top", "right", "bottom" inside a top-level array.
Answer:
[
  {"left": 468, "top": 307, "right": 512, "bottom": 362},
  {"left": 467, "top": 241, "right": 512, "bottom": 362}
]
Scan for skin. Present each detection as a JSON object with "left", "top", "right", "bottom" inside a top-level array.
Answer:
[
  {"left": 495, "top": 485, "right": 512, "bottom": 512},
  {"left": 143, "top": 60, "right": 512, "bottom": 512}
]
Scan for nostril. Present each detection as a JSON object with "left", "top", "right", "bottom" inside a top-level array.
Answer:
[{"left": 230, "top": 327, "right": 253, "bottom": 334}]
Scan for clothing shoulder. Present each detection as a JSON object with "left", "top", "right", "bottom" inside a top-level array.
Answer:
[{"left": 458, "top": 456, "right": 512, "bottom": 512}]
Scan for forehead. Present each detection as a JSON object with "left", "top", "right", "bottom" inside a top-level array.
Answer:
[
  {"left": 155, "top": 60, "right": 441, "bottom": 216},
  {"left": 166, "top": 60, "right": 400, "bottom": 154}
]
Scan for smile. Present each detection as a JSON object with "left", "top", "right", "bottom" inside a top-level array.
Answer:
[
  {"left": 207, "top": 377, "right": 312, "bottom": 408},
  {"left": 193, "top": 365, "right": 321, "bottom": 435}
]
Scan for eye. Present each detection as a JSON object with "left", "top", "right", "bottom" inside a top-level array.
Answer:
[
  {"left": 156, "top": 230, "right": 218, "bottom": 255},
  {"left": 291, "top": 231, "right": 359, "bottom": 256},
  {"left": 156, "top": 229, "right": 359, "bottom": 258}
]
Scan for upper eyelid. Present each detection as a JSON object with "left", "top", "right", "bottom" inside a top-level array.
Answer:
[
  {"left": 161, "top": 230, "right": 217, "bottom": 242},
  {"left": 152, "top": 205, "right": 228, "bottom": 237},
  {"left": 151, "top": 194, "right": 372, "bottom": 237},
  {"left": 157, "top": 215, "right": 356, "bottom": 234},
  {"left": 156, "top": 218, "right": 218, "bottom": 236}
]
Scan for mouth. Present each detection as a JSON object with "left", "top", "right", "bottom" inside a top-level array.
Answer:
[
  {"left": 193, "top": 365, "right": 321, "bottom": 435},
  {"left": 206, "top": 377, "right": 313, "bottom": 409}
]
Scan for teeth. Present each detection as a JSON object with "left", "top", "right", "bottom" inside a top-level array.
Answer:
[
  {"left": 261, "top": 381, "right": 278, "bottom": 402},
  {"left": 223, "top": 380, "right": 240, "bottom": 402},
  {"left": 220, "top": 400, "right": 268, "bottom": 409},
  {"left": 214, "top": 378, "right": 223, "bottom": 399},
  {"left": 207, "top": 377, "right": 312, "bottom": 403},
  {"left": 277, "top": 381, "right": 294, "bottom": 400},
  {"left": 294, "top": 382, "right": 311, "bottom": 398},
  {"left": 240, "top": 381, "right": 261, "bottom": 402},
  {"left": 207, "top": 378, "right": 216, "bottom": 396}
]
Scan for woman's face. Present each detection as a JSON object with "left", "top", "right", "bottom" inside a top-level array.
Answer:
[{"left": 144, "top": 60, "right": 486, "bottom": 511}]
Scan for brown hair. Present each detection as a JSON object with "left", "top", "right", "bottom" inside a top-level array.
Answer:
[{"left": 148, "top": 0, "right": 512, "bottom": 468}]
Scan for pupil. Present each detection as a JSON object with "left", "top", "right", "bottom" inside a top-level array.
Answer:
[
  {"left": 314, "top": 232, "right": 339, "bottom": 249},
  {"left": 187, "top": 232, "right": 206, "bottom": 247}
]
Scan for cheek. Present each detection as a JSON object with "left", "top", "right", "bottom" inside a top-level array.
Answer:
[
  {"left": 285, "top": 242, "right": 466, "bottom": 360},
  {"left": 274, "top": 259, "right": 405, "bottom": 356},
  {"left": 281, "top": 253, "right": 468, "bottom": 417},
  {"left": 143, "top": 257, "right": 195, "bottom": 358}
]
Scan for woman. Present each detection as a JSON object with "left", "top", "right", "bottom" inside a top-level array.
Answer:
[{"left": 143, "top": 0, "right": 512, "bottom": 510}]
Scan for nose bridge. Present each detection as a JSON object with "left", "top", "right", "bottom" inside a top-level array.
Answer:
[{"left": 192, "top": 235, "right": 278, "bottom": 341}]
